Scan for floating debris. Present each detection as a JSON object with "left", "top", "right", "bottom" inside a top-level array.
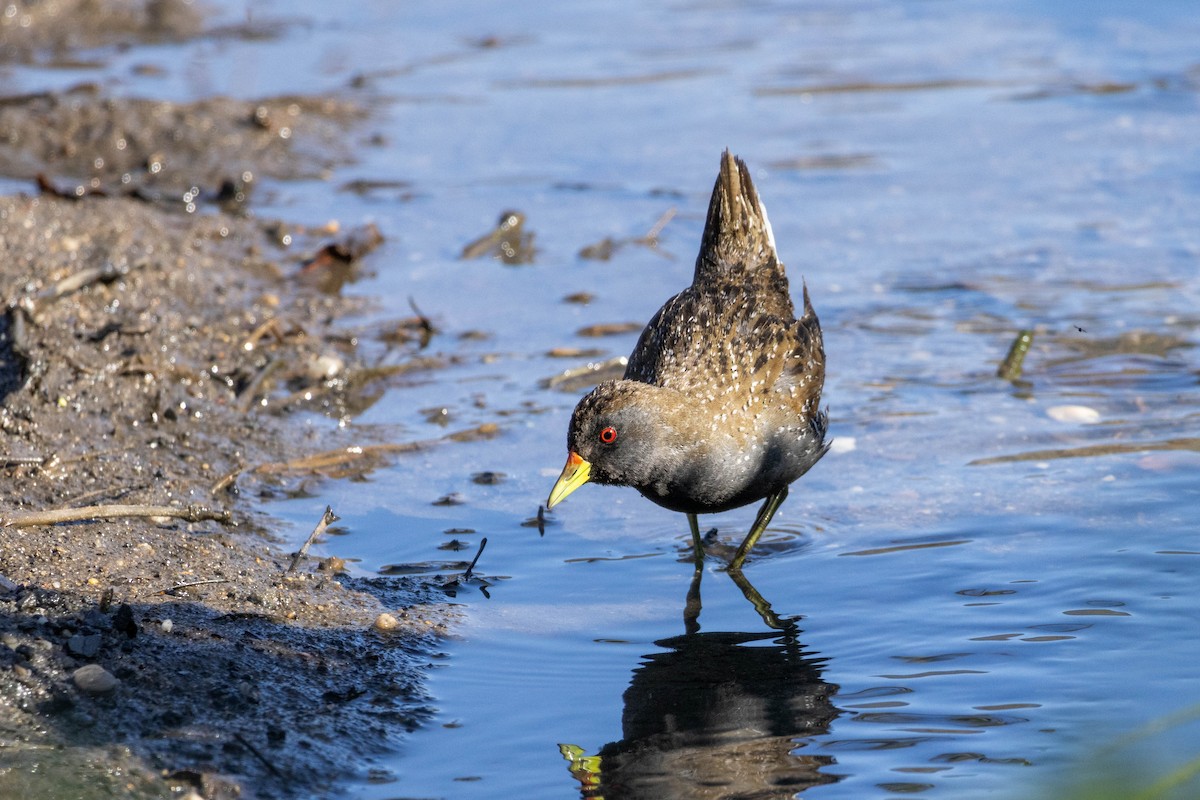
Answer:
[
  {"left": 546, "top": 347, "right": 607, "bottom": 359},
  {"left": 577, "top": 207, "right": 676, "bottom": 261},
  {"left": 540, "top": 356, "right": 628, "bottom": 392},
  {"left": 243, "top": 422, "right": 501, "bottom": 483},
  {"left": 578, "top": 238, "right": 618, "bottom": 260},
  {"left": 576, "top": 322, "right": 643, "bottom": 337},
  {"left": 460, "top": 210, "right": 537, "bottom": 265},
  {"left": 297, "top": 222, "right": 385, "bottom": 293},
  {"left": 339, "top": 177, "right": 412, "bottom": 195},
  {"left": 768, "top": 153, "right": 877, "bottom": 170},
  {"left": 997, "top": 329, "right": 1035, "bottom": 381}
]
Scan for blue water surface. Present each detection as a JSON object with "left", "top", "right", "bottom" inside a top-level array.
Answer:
[{"left": 35, "top": 0, "right": 1200, "bottom": 797}]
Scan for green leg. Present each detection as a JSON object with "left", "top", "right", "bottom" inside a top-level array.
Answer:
[
  {"left": 729, "top": 486, "right": 788, "bottom": 572},
  {"left": 687, "top": 512, "right": 703, "bottom": 565},
  {"left": 683, "top": 556, "right": 702, "bottom": 635},
  {"left": 726, "top": 568, "right": 799, "bottom": 637}
]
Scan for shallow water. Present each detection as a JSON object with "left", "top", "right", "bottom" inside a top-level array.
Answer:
[{"left": 29, "top": 0, "right": 1200, "bottom": 797}]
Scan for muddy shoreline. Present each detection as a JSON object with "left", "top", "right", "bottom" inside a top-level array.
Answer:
[{"left": 0, "top": 6, "right": 453, "bottom": 797}]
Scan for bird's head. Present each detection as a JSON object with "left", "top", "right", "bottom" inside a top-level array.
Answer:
[{"left": 546, "top": 381, "right": 682, "bottom": 508}]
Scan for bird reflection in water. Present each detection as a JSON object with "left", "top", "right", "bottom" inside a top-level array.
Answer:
[{"left": 560, "top": 567, "right": 840, "bottom": 799}]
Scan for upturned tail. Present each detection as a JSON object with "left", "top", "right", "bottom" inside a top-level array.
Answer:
[{"left": 693, "top": 150, "right": 782, "bottom": 285}]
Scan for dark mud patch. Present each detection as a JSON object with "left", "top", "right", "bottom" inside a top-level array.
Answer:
[
  {"left": 0, "top": 83, "right": 370, "bottom": 210},
  {"left": 0, "top": 0, "right": 205, "bottom": 65},
  {"left": 0, "top": 17, "right": 457, "bottom": 790},
  {"left": 0, "top": 193, "right": 454, "bottom": 798}
]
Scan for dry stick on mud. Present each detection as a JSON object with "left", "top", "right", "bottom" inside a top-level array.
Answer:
[
  {"left": 236, "top": 355, "right": 287, "bottom": 413},
  {"left": 161, "top": 578, "right": 230, "bottom": 595},
  {"left": 287, "top": 505, "right": 340, "bottom": 573},
  {"left": 21, "top": 259, "right": 151, "bottom": 319},
  {"left": 1, "top": 503, "right": 233, "bottom": 528}
]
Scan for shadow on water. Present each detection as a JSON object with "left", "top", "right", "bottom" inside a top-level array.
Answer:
[{"left": 560, "top": 568, "right": 841, "bottom": 799}]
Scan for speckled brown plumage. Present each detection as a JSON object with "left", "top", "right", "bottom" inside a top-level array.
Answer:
[{"left": 548, "top": 151, "right": 828, "bottom": 567}]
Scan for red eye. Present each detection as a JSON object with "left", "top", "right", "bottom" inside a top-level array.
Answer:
[{"left": 599, "top": 426, "right": 617, "bottom": 444}]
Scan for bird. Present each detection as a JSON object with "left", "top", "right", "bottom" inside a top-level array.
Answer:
[{"left": 546, "top": 150, "right": 829, "bottom": 571}]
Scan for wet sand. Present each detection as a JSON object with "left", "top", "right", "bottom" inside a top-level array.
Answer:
[{"left": 0, "top": 4, "right": 448, "bottom": 797}]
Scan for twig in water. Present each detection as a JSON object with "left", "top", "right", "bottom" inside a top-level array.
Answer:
[
  {"left": 997, "top": 329, "right": 1034, "bottom": 381},
  {"left": 255, "top": 443, "right": 422, "bottom": 477},
  {"left": 2, "top": 503, "right": 233, "bottom": 528},
  {"left": 251, "top": 424, "right": 499, "bottom": 478},
  {"left": 233, "top": 732, "right": 286, "bottom": 780},
  {"left": 408, "top": 296, "right": 436, "bottom": 348},
  {"left": 287, "top": 506, "right": 339, "bottom": 573},
  {"left": 463, "top": 537, "right": 488, "bottom": 582},
  {"left": 642, "top": 206, "right": 677, "bottom": 242}
]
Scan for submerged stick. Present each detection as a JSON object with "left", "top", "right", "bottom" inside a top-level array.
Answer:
[
  {"left": 408, "top": 296, "right": 436, "bottom": 348},
  {"left": 463, "top": 537, "right": 488, "bottom": 581},
  {"left": 643, "top": 206, "right": 677, "bottom": 241},
  {"left": 233, "top": 732, "right": 287, "bottom": 781},
  {"left": 252, "top": 423, "right": 499, "bottom": 477},
  {"left": 2, "top": 503, "right": 232, "bottom": 528},
  {"left": 997, "top": 329, "right": 1034, "bottom": 381},
  {"left": 255, "top": 442, "right": 423, "bottom": 475},
  {"left": 287, "top": 505, "right": 339, "bottom": 573}
]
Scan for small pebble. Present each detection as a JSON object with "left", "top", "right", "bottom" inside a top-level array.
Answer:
[
  {"left": 73, "top": 664, "right": 119, "bottom": 694},
  {"left": 373, "top": 613, "right": 400, "bottom": 632},
  {"left": 306, "top": 353, "right": 345, "bottom": 380},
  {"left": 318, "top": 556, "right": 347, "bottom": 573},
  {"left": 1046, "top": 405, "right": 1101, "bottom": 424},
  {"left": 66, "top": 633, "right": 102, "bottom": 658}
]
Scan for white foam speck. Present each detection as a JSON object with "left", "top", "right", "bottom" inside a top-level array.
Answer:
[
  {"left": 829, "top": 437, "right": 856, "bottom": 454},
  {"left": 1046, "top": 405, "right": 1101, "bottom": 424}
]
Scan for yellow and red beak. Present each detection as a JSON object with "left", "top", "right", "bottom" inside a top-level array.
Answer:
[{"left": 547, "top": 451, "right": 592, "bottom": 508}]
